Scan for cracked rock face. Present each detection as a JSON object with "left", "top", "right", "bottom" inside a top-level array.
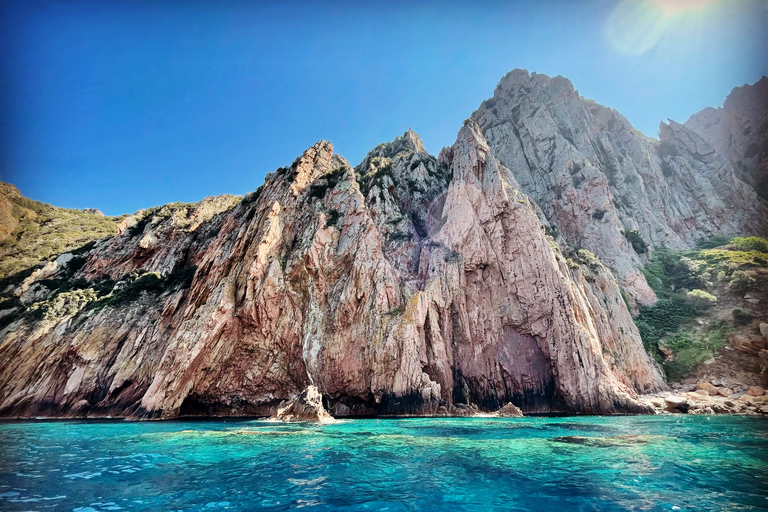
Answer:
[
  {"left": 0, "top": 69, "right": 763, "bottom": 420},
  {"left": 684, "top": 77, "right": 768, "bottom": 202},
  {"left": 471, "top": 69, "right": 768, "bottom": 306}
]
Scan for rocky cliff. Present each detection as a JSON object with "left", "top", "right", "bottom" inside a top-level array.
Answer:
[
  {"left": 685, "top": 77, "right": 768, "bottom": 202},
  {"left": 0, "top": 69, "right": 765, "bottom": 419},
  {"left": 471, "top": 70, "right": 768, "bottom": 307}
]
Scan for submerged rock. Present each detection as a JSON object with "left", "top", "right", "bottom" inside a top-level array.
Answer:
[{"left": 272, "top": 386, "right": 333, "bottom": 423}]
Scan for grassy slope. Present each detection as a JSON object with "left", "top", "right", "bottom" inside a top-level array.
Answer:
[
  {"left": 635, "top": 236, "right": 768, "bottom": 381},
  {"left": 0, "top": 182, "right": 125, "bottom": 285}
]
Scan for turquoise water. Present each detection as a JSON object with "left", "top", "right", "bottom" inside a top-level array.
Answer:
[{"left": 1, "top": 416, "right": 767, "bottom": 511}]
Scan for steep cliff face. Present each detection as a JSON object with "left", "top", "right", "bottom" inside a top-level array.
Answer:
[
  {"left": 684, "top": 77, "right": 768, "bottom": 201},
  {"left": 0, "top": 127, "right": 665, "bottom": 418},
  {"left": 471, "top": 70, "right": 768, "bottom": 306},
  {"left": 1, "top": 69, "right": 764, "bottom": 419}
]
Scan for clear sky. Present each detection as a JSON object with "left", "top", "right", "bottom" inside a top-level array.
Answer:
[{"left": 1, "top": 0, "right": 766, "bottom": 216}]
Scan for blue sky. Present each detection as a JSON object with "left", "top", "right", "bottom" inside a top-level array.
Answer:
[{"left": 1, "top": 0, "right": 766, "bottom": 216}]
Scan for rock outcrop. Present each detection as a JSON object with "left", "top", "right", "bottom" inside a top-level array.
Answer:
[
  {"left": 1, "top": 69, "right": 765, "bottom": 420},
  {"left": 272, "top": 386, "right": 333, "bottom": 422},
  {"left": 685, "top": 77, "right": 768, "bottom": 201}
]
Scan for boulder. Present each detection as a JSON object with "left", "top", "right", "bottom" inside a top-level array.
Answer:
[
  {"left": 760, "top": 323, "right": 768, "bottom": 340},
  {"left": 747, "top": 386, "right": 766, "bottom": 397},
  {"left": 729, "top": 335, "right": 767, "bottom": 355},
  {"left": 664, "top": 396, "right": 689, "bottom": 412},
  {"left": 694, "top": 389, "right": 710, "bottom": 396},
  {"left": 272, "top": 386, "right": 333, "bottom": 423},
  {"left": 716, "top": 387, "right": 733, "bottom": 397},
  {"left": 495, "top": 403, "right": 524, "bottom": 417},
  {"left": 696, "top": 382, "right": 719, "bottom": 394}
]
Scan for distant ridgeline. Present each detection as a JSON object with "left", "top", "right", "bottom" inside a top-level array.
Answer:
[{"left": 0, "top": 70, "right": 766, "bottom": 420}]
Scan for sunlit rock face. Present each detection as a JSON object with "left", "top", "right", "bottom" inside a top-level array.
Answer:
[
  {"left": 684, "top": 77, "right": 768, "bottom": 202},
  {"left": 1, "top": 69, "right": 765, "bottom": 420},
  {"left": 471, "top": 69, "right": 768, "bottom": 306}
]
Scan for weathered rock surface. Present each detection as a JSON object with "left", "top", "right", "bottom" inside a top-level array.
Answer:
[
  {"left": 495, "top": 403, "right": 524, "bottom": 417},
  {"left": 0, "top": 129, "right": 665, "bottom": 418},
  {"left": 471, "top": 70, "right": 768, "bottom": 306},
  {"left": 272, "top": 385, "right": 333, "bottom": 422},
  {"left": 685, "top": 77, "right": 768, "bottom": 201},
  {"left": 1, "top": 69, "right": 766, "bottom": 419}
]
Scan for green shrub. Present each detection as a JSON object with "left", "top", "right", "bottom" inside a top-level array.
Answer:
[
  {"left": 661, "top": 324, "right": 729, "bottom": 381},
  {"left": 623, "top": 229, "right": 648, "bottom": 254},
  {"left": 696, "top": 235, "right": 731, "bottom": 249},
  {"left": 29, "top": 288, "right": 99, "bottom": 321},
  {"left": 576, "top": 249, "right": 601, "bottom": 270},
  {"left": 0, "top": 193, "right": 120, "bottom": 281},
  {"left": 685, "top": 289, "right": 717, "bottom": 309},
  {"left": 325, "top": 209, "right": 341, "bottom": 228},
  {"left": 729, "top": 270, "right": 756, "bottom": 293},
  {"left": 731, "top": 236, "right": 768, "bottom": 253},
  {"left": 732, "top": 307, "right": 752, "bottom": 326},
  {"left": 110, "top": 272, "right": 165, "bottom": 306},
  {"left": 620, "top": 288, "right": 631, "bottom": 311}
]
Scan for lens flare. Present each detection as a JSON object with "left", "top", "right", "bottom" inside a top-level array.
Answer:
[
  {"left": 650, "top": 0, "right": 719, "bottom": 13},
  {"left": 605, "top": 0, "right": 723, "bottom": 55}
]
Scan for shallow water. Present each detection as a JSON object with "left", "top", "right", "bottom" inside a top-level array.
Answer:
[{"left": 1, "top": 416, "right": 767, "bottom": 511}]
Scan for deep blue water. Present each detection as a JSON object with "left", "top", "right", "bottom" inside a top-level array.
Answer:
[{"left": 1, "top": 416, "right": 767, "bottom": 511}]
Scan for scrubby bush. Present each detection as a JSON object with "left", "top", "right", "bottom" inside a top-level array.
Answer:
[
  {"left": 729, "top": 270, "right": 756, "bottom": 293},
  {"left": 696, "top": 235, "right": 731, "bottom": 249},
  {"left": 731, "top": 236, "right": 768, "bottom": 253},
  {"left": 0, "top": 194, "right": 121, "bottom": 281},
  {"left": 685, "top": 289, "right": 717, "bottom": 309},
  {"left": 661, "top": 324, "right": 729, "bottom": 382},
  {"left": 29, "top": 288, "right": 99, "bottom": 320},
  {"left": 623, "top": 229, "right": 648, "bottom": 254},
  {"left": 576, "top": 249, "right": 601, "bottom": 270}
]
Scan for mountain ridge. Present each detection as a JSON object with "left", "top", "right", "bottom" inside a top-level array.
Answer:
[{"left": 0, "top": 69, "right": 765, "bottom": 419}]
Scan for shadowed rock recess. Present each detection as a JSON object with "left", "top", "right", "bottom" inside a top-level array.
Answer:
[{"left": 1, "top": 70, "right": 766, "bottom": 419}]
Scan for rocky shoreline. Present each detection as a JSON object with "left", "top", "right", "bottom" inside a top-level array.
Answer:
[{"left": 642, "top": 383, "right": 768, "bottom": 416}]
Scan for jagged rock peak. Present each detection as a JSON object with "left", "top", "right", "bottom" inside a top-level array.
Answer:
[
  {"left": 495, "top": 68, "right": 576, "bottom": 98},
  {"left": 356, "top": 128, "right": 427, "bottom": 172},
  {"left": 723, "top": 76, "right": 768, "bottom": 113}
]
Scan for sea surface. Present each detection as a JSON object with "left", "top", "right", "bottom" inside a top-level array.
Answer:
[{"left": 1, "top": 415, "right": 767, "bottom": 511}]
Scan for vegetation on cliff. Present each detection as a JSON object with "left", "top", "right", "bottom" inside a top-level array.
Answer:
[
  {"left": 0, "top": 183, "right": 125, "bottom": 283},
  {"left": 636, "top": 235, "right": 768, "bottom": 381}
]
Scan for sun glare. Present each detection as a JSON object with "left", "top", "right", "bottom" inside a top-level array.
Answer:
[
  {"left": 605, "top": 0, "right": 724, "bottom": 55},
  {"left": 650, "top": 0, "right": 720, "bottom": 15}
]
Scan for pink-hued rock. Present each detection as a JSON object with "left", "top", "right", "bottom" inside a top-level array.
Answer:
[
  {"left": 0, "top": 131, "right": 665, "bottom": 419},
  {"left": 696, "top": 382, "right": 719, "bottom": 395},
  {"left": 748, "top": 387, "right": 766, "bottom": 397},
  {"left": 2, "top": 70, "right": 766, "bottom": 420}
]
